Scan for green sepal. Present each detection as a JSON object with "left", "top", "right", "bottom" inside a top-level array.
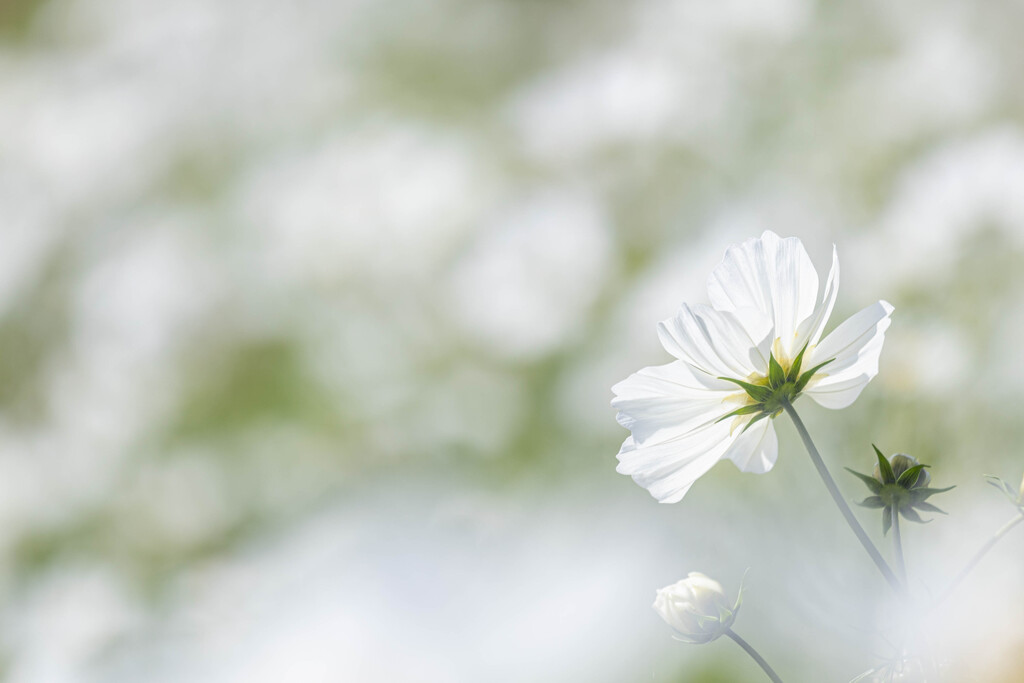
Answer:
[
  {"left": 768, "top": 353, "right": 785, "bottom": 388},
  {"left": 984, "top": 474, "right": 1021, "bottom": 504},
  {"left": 882, "top": 506, "right": 892, "bottom": 536},
  {"left": 983, "top": 474, "right": 1008, "bottom": 492},
  {"left": 897, "top": 464, "right": 929, "bottom": 489},
  {"left": 914, "top": 501, "right": 947, "bottom": 515},
  {"left": 740, "top": 411, "right": 770, "bottom": 434},
  {"left": 789, "top": 343, "right": 808, "bottom": 381},
  {"left": 671, "top": 633, "right": 707, "bottom": 645},
  {"left": 793, "top": 358, "right": 834, "bottom": 393},
  {"left": 899, "top": 507, "right": 929, "bottom": 524},
  {"left": 908, "top": 485, "right": 955, "bottom": 503},
  {"left": 857, "top": 496, "right": 885, "bottom": 509},
  {"left": 845, "top": 467, "right": 883, "bottom": 494},
  {"left": 715, "top": 404, "right": 765, "bottom": 423},
  {"left": 718, "top": 377, "right": 772, "bottom": 403},
  {"left": 734, "top": 568, "right": 748, "bottom": 613},
  {"left": 696, "top": 612, "right": 717, "bottom": 627},
  {"left": 874, "top": 446, "right": 896, "bottom": 485},
  {"left": 879, "top": 484, "right": 909, "bottom": 508}
]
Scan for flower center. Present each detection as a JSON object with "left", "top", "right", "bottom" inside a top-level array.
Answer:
[{"left": 715, "top": 342, "right": 833, "bottom": 433}]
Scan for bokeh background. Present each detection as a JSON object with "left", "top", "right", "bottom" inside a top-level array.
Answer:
[{"left": 0, "top": 0, "right": 1023, "bottom": 681}]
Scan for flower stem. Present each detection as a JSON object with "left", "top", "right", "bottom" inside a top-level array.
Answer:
[
  {"left": 891, "top": 503, "right": 906, "bottom": 584},
  {"left": 781, "top": 400, "right": 903, "bottom": 595},
  {"left": 725, "top": 628, "right": 784, "bottom": 683},
  {"left": 935, "top": 511, "right": 1024, "bottom": 606}
]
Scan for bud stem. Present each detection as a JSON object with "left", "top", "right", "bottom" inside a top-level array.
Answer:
[
  {"left": 891, "top": 503, "right": 907, "bottom": 585},
  {"left": 725, "top": 628, "right": 784, "bottom": 683},
  {"left": 935, "top": 510, "right": 1024, "bottom": 606},
  {"left": 781, "top": 400, "right": 904, "bottom": 596}
]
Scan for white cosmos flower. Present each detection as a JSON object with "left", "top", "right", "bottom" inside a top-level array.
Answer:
[{"left": 612, "top": 231, "right": 894, "bottom": 503}]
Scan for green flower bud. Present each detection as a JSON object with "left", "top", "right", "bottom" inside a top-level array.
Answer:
[
  {"left": 872, "top": 453, "right": 931, "bottom": 489},
  {"left": 847, "top": 447, "right": 954, "bottom": 535}
]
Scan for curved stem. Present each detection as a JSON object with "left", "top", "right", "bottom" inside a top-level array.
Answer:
[
  {"left": 781, "top": 400, "right": 904, "bottom": 595},
  {"left": 891, "top": 504, "right": 907, "bottom": 584},
  {"left": 936, "top": 511, "right": 1024, "bottom": 606},
  {"left": 725, "top": 629, "right": 784, "bottom": 683}
]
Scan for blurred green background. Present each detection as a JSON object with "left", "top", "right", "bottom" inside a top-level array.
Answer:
[{"left": 0, "top": 0, "right": 1022, "bottom": 680}]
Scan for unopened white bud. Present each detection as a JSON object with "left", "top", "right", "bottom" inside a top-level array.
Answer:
[{"left": 652, "top": 572, "right": 740, "bottom": 644}]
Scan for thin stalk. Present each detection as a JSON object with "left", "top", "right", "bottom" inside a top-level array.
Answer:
[
  {"left": 724, "top": 629, "right": 784, "bottom": 683},
  {"left": 781, "top": 400, "right": 903, "bottom": 595},
  {"left": 891, "top": 504, "right": 906, "bottom": 584},
  {"left": 936, "top": 511, "right": 1024, "bottom": 606}
]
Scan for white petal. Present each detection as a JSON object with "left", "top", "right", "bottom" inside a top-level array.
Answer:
[
  {"left": 611, "top": 361, "right": 739, "bottom": 446},
  {"left": 684, "top": 572, "right": 724, "bottom": 595},
  {"left": 805, "top": 375, "right": 872, "bottom": 409},
  {"left": 724, "top": 418, "right": 778, "bottom": 474},
  {"left": 804, "top": 301, "right": 894, "bottom": 409},
  {"left": 733, "top": 305, "right": 775, "bottom": 364},
  {"left": 657, "top": 304, "right": 769, "bottom": 379},
  {"left": 808, "top": 300, "right": 894, "bottom": 369},
  {"left": 803, "top": 338, "right": 885, "bottom": 409},
  {"left": 616, "top": 421, "right": 736, "bottom": 504},
  {"left": 794, "top": 244, "right": 840, "bottom": 350},
  {"left": 706, "top": 231, "right": 819, "bottom": 358}
]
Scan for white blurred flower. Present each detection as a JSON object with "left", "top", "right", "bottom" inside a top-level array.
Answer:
[
  {"left": 652, "top": 572, "right": 739, "bottom": 644},
  {"left": 613, "top": 231, "right": 894, "bottom": 503}
]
